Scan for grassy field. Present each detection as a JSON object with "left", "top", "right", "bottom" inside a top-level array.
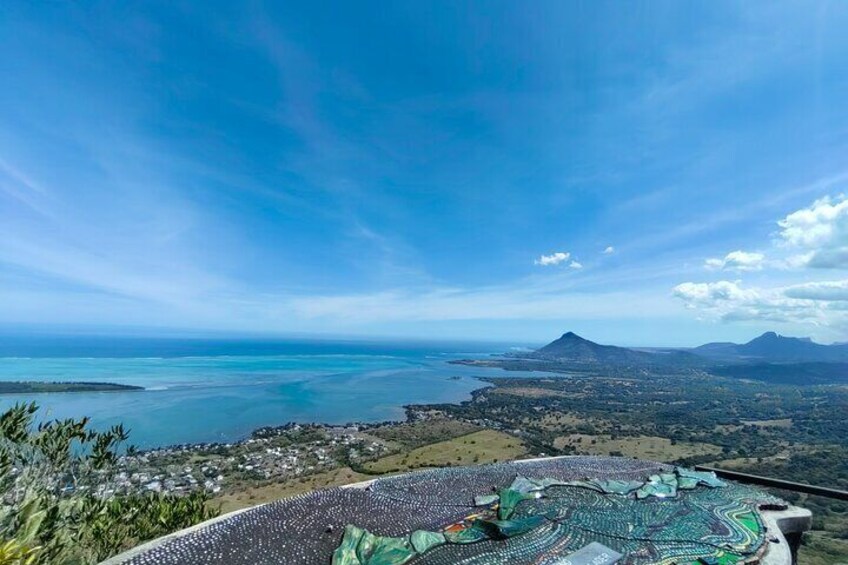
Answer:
[
  {"left": 490, "top": 387, "right": 584, "bottom": 399},
  {"left": 709, "top": 450, "right": 792, "bottom": 470},
  {"left": 532, "top": 411, "right": 614, "bottom": 431},
  {"left": 799, "top": 532, "right": 848, "bottom": 565},
  {"left": 553, "top": 434, "right": 722, "bottom": 461},
  {"left": 367, "top": 418, "right": 480, "bottom": 449},
  {"left": 214, "top": 428, "right": 527, "bottom": 514},
  {"left": 740, "top": 418, "right": 793, "bottom": 428},
  {"left": 362, "top": 429, "right": 527, "bottom": 474},
  {"left": 215, "top": 467, "right": 372, "bottom": 514}
]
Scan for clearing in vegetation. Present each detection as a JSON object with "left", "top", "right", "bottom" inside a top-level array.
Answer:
[
  {"left": 553, "top": 434, "right": 723, "bottom": 461},
  {"left": 363, "top": 429, "right": 527, "bottom": 474}
]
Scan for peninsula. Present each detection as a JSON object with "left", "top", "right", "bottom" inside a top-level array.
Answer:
[{"left": 0, "top": 381, "right": 144, "bottom": 394}]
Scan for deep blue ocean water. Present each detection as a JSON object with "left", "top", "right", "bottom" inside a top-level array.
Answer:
[{"left": 0, "top": 336, "right": 532, "bottom": 448}]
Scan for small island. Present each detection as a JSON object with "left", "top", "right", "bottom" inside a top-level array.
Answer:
[{"left": 0, "top": 381, "right": 144, "bottom": 394}]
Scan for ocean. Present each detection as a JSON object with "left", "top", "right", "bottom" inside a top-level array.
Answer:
[{"left": 0, "top": 335, "right": 529, "bottom": 449}]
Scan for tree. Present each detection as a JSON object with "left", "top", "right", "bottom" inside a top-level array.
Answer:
[{"left": 0, "top": 403, "right": 218, "bottom": 564}]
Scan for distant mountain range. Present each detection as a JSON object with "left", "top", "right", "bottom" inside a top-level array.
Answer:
[
  {"left": 525, "top": 331, "right": 848, "bottom": 365},
  {"left": 693, "top": 331, "right": 848, "bottom": 362}
]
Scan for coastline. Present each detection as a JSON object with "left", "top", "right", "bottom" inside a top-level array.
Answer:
[
  {"left": 0, "top": 346, "right": 500, "bottom": 448},
  {"left": 83, "top": 374, "right": 503, "bottom": 502},
  {"left": 131, "top": 374, "right": 493, "bottom": 455}
]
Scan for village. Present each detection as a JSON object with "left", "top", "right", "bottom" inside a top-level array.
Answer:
[{"left": 89, "top": 423, "right": 392, "bottom": 499}]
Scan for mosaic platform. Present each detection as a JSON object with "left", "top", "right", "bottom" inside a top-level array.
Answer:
[{"left": 108, "top": 456, "right": 796, "bottom": 565}]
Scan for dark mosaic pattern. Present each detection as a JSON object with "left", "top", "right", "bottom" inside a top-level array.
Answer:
[{"left": 116, "top": 457, "right": 780, "bottom": 565}]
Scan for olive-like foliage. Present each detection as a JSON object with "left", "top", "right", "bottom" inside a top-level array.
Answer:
[{"left": 0, "top": 403, "right": 218, "bottom": 564}]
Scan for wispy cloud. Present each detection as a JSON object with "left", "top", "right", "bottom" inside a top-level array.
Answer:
[
  {"left": 0, "top": 158, "right": 46, "bottom": 195},
  {"left": 0, "top": 158, "right": 52, "bottom": 216},
  {"left": 704, "top": 250, "right": 765, "bottom": 272},
  {"left": 287, "top": 283, "right": 674, "bottom": 323},
  {"left": 4, "top": 2, "right": 848, "bottom": 344}
]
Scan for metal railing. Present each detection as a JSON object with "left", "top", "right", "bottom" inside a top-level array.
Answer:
[{"left": 695, "top": 465, "right": 848, "bottom": 501}]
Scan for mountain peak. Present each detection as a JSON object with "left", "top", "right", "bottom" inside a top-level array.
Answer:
[
  {"left": 747, "top": 331, "right": 814, "bottom": 345},
  {"left": 532, "top": 332, "right": 654, "bottom": 365},
  {"left": 747, "top": 331, "right": 780, "bottom": 344},
  {"left": 694, "top": 331, "right": 848, "bottom": 362},
  {"left": 519, "top": 332, "right": 702, "bottom": 367}
]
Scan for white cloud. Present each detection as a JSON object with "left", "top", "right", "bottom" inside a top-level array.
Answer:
[
  {"left": 691, "top": 194, "right": 848, "bottom": 275},
  {"left": 704, "top": 250, "right": 765, "bottom": 271},
  {"left": 675, "top": 195, "right": 848, "bottom": 330},
  {"left": 569, "top": 260, "right": 583, "bottom": 269},
  {"left": 603, "top": 246, "right": 615, "bottom": 255},
  {"left": 784, "top": 280, "right": 848, "bottom": 301},
  {"left": 778, "top": 195, "right": 848, "bottom": 268},
  {"left": 671, "top": 279, "right": 848, "bottom": 326},
  {"left": 535, "top": 251, "right": 570, "bottom": 266},
  {"left": 672, "top": 280, "right": 759, "bottom": 307},
  {"left": 778, "top": 253, "right": 814, "bottom": 270},
  {"left": 704, "top": 258, "right": 724, "bottom": 270}
]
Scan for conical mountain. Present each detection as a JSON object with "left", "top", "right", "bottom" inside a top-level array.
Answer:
[{"left": 532, "top": 332, "right": 656, "bottom": 364}]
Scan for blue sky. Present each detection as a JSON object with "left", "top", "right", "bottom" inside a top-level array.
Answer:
[{"left": 2, "top": 1, "right": 848, "bottom": 346}]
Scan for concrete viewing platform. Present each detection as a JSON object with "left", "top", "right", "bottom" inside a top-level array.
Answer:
[{"left": 102, "top": 456, "right": 811, "bottom": 565}]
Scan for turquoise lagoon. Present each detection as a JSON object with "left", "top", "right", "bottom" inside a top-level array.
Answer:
[{"left": 0, "top": 337, "right": 529, "bottom": 448}]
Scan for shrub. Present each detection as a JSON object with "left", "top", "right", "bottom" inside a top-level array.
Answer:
[{"left": 0, "top": 403, "right": 218, "bottom": 564}]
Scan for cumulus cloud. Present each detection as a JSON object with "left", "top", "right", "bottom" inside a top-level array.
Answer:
[
  {"left": 535, "top": 251, "right": 570, "bottom": 266},
  {"left": 784, "top": 279, "right": 848, "bottom": 301},
  {"left": 672, "top": 280, "right": 759, "bottom": 307},
  {"left": 696, "top": 194, "right": 848, "bottom": 273},
  {"left": 603, "top": 246, "right": 615, "bottom": 255},
  {"left": 671, "top": 279, "right": 848, "bottom": 326},
  {"left": 674, "top": 195, "right": 848, "bottom": 330},
  {"left": 569, "top": 260, "right": 583, "bottom": 269},
  {"left": 704, "top": 250, "right": 765, "bottom": 271},
  {"left": 778, "top": 195, "right": 848, "bottom": 268}
]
